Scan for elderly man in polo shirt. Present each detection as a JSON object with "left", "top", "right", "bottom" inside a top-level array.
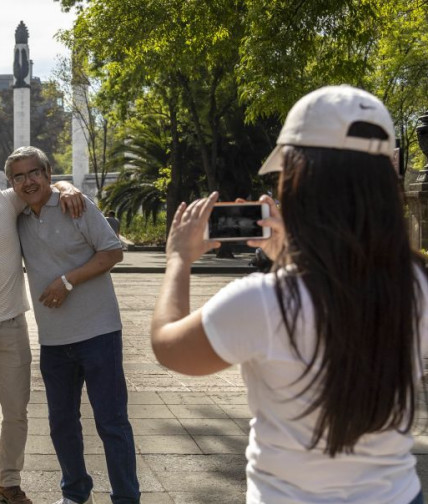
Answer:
[
  {"left": 0, "top": 165, "right": 84, "bottom": 504},
  {"left": 5, "top": 146, "right": 140, "bottom": 504}
]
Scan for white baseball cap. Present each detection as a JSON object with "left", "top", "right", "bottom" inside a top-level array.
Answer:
[{"left": 259, "top": 85, "right": 396, "bottom": 175}]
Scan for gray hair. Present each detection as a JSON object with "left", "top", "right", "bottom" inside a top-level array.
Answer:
[{"left": 4, "top": 146, "right": 51, "bottom": 179}]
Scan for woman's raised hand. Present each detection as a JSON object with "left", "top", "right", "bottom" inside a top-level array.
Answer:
[{"left": 166, "top": 192, "right": 221, "bottom": 266}]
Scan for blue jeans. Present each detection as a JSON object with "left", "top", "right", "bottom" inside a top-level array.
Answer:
[
  {"left": 410, "top": 490, "right": 424, "bottom": 504},
  {"left": 40, "top": 331, "right": 140, "bottom": 504}
]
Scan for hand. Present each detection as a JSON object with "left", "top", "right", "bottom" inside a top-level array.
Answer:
[
  {"left": 59, "top": 188, "right": 86, "bottom": 218},
  {"left": 166, "top": 192, "right": 221, "bottom": 266},
  {"left": 247, "top": 194, "right": 286, "bottom": 261},
  {"left": 39, "top": 277, "right": 69, "bottom": 309}
]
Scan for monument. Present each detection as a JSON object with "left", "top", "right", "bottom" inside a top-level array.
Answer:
[
  {"left": 13, "top": 21, "right": 31, "bottom": 149},
  {"left": 71, "top": 84, "right": 90, "bottom": 190},
  {"left": 3, "top": 21, "right": 113, "bottom": 197},
  {"left": 71, "top": 50, "right": 90, "bottom": 191}
]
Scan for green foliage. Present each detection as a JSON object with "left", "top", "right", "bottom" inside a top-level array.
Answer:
[
  {"left": 121, "top": 211, "right": 167, "bottom": 245},
  {"left": 55, "top": 0, "right": 428, "bottom": 190},
  {"left": 238, "top": 0, "right": 379, "bottom": 121},
  {"left": 362, "top": 1, "right": 428, "bottom": 171},
  {"left": 52, "top": 126, "right": 73, "bottom": 174},
  {"left": 101, "top": 177, "right": 164, "bottom": 227},
  {"left": 61, "top": 0, "right": 253, "bottom": 198},
  {"left": 99, "top": 117, "right": 169, "bottom": 225},
  {"left": 237, "top": 0, "right": 428, "bottom": 172},
  {"left": 54, "top": 0, "right": 87, "bottom": 12}
]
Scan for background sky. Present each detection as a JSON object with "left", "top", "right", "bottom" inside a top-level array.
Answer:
[{"left": 0, "top": 0, "right": 76, "bottom": 81}]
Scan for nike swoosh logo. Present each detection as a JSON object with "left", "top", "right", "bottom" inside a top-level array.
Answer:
[{"left": 359, "top": 103, "right": 375, "bottom": 110}]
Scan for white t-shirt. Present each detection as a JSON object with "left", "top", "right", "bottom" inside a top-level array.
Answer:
[
  {"left": 0, "top": 189, "right": 29, "bottom": 321},
  {"left": 202, "top": 268, "right": 428, "bottom": 504}
]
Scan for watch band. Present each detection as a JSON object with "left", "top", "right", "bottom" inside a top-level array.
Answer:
[{"left": 61, "top": 274, "right": 73, "bottom": 291}]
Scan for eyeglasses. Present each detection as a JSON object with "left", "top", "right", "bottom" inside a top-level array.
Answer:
[{"left": 11, "top": 168, "right": 45, "bottom": 185}]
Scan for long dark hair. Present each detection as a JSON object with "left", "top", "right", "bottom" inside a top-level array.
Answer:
[{"left": 274, "top": 145, "right": 424, "bottom": 456}]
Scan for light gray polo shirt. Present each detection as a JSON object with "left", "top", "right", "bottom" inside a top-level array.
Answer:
[{"left": 18, "top": 190, "right": 122, "bottom": 345}]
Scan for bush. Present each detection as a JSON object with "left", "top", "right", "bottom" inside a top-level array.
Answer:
[{"left": 121, "top": 212, "right": 166, "bottom": 245}]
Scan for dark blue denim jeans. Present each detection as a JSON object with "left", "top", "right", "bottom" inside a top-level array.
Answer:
[
  {"left": 40, "top": 330, "right": 140, "bottom": 504},
  {"left": 410, "top": 490, "right": 424, "bottom": 504}
]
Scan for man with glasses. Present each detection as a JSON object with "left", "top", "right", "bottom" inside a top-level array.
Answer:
[
  {"left": 5, "top": 146, "right": 140, "bottom": 504},
  {"left": 0, "top": 151, "right": 84, "bottom": 504}
]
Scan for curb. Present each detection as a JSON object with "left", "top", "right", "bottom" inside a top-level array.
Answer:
[{"left": 111, "top": 265, "right": 257, "bottom": 274}]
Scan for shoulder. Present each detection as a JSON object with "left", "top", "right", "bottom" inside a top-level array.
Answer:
[
  {"left": 76, "top": 196, "right": 108, "bottom": 222},
  {"left": 73, "top": 197, "right": 122, "bottom": 249},
  {"left": 202, "top": 272, "right": 277, "bottom": 328},
  {"left": 0, "top": 188, "right": 26, "bottom": 214},
  {"left": 215, "top": 271, "right": 274, "bottom": 301}
]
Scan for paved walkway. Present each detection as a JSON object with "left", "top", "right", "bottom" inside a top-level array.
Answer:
[
  {"left": 11, "top": 251, "right": 428, "bottom": 502},
  {"left": 21, "top": 250, "right": 254, "bottom": 504}
]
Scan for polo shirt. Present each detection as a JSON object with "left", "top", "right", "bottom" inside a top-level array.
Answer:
[
  {"left": 0, "top": 189, "right": 29, "bottom": 321},
  {"left": 18, "top": 189, "right": 122, "bottom": 345}
]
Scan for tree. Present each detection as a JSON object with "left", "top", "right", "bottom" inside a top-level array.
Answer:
[
  {"left": 31, "top": 79, "right": 72, "bottom": 172},
  {"left": 57, "top": 0, "right": 255, "bottom": 227},
  {"left": 54, "top": 54, "right": 117, "bottom": 198},
  {"left": 237, "top": 0, "right": 428, "bottom": 170},
  {"left": 54, "top": 0, "right": 428, "bottom": 191},
  {"left": 99, "top": 117, "right": 169, "bottom": 225},
  {"left": 237, "top": 0, "right": 382, "bottom": 121},
  {"left": 99, "top": 97, "right": 208, "bottom": 228},
  {"left": 361, "top": 1, "right": 428, "bottom": 171}
]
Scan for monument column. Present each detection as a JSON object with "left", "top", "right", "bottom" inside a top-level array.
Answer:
[
  {"left": 71, "top": 50, "right": 89, "bottom": 191},
  {"left": 13, "top": 21, "right": 31, "bottom": 149}
]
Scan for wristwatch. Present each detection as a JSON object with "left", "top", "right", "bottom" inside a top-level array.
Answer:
[{"left": 61, "top": 274, "right": 73, "bottom": 291}]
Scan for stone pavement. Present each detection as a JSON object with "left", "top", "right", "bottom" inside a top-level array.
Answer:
[
  {"left": 20, "top": 249, "right": 255, "bottom": 504},
  {"left": 10, "top": 251, "right": 428, "bottom": 502}
]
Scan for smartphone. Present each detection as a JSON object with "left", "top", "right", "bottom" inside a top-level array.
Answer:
[{"left": 204, "top": 202, "right": 271, "bottom": 241}]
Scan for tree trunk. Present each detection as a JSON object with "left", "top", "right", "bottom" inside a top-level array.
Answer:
[
  {"left": 166, "top": 97, "right": 181, "bottom": 236},
  {"left": 178, "top": 72, "right": 217, "bottom": 192}
]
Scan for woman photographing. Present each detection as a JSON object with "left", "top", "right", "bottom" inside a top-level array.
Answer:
[{"left": 151, "top": 85, "right": 428, "bottom": 504}]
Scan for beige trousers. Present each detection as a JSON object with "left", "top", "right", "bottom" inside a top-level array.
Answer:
[{"left": 0, "top": 314, "right": 31, "bottom": 487}]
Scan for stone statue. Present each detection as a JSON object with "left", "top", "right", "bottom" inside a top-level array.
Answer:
[{"left": 13, "top": 21, "right": 30, "bottom": 89}]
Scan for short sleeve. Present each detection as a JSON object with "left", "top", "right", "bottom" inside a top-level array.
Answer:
[
  {"left": 1, "top": 188, "right": 26, "bottom": 215},
  {"left": 202, "top": 273, "right": 274, "bottom": 364},
  {"left": 74, "top": 197, "right": 122, "bottom": 251}
]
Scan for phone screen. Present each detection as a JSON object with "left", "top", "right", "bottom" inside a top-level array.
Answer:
[{"left": 208, "top": 204, "right": 264, "bottom": 239}]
